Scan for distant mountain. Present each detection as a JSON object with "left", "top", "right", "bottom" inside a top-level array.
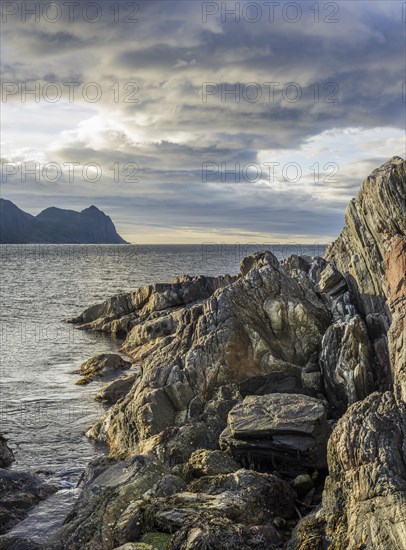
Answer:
[{"left": 0, "top": 199, "right": 128, "bottom": 244}]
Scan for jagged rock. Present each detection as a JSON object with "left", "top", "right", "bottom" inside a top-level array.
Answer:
[
  {"left": 238, "top": 362, "right": 316, "bottom": 398},
  {"left": 240, "top": 250, "right": 279, "bottom": 276},
  {"left": 294, "top": 392, "right": 406, "bottom": 550},
  {"left": 0, "top": 470, "right": 58, "bottom": 534},
  {"left": 315, "top": 263, "right": 347, "bottom": 299},
  {"left": 55, "top": 157, "right": 405, "bottom": 549},
  {"left": 326, "top": 156, "right": 405, "bottom": 315},
  {"left": 69, "top": 275, "right": 236, "bottom": 335},
  {"left": 220, "top": 394, "right": 330, "bottom": 473},
  {"left": 0, "top": 435, "right": 14, "bottom": 467},
  {"left": 184, "top": 449, "right": 239, "bottom": 478},
  {"left": 319, "top": 314, "right": 374, "bottom": 415},
  {"left": 384, "top": 235, "right": 406, "bottom": 401},
  {"left": 95, "top": 372, "right": 139, "bottom": 404},
  {"left": 280, "top": 254, "right": 310, "bottom": 275},
  {"left": 326, "top": 156, "right": 406, "bottom": 386},
  {"left": 79, "top": 252, "right": 330, "bottom": 457}
]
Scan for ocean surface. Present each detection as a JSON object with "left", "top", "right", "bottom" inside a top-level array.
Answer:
[{"left": 0, "top": 243, "right": 325, "bottom": 541}]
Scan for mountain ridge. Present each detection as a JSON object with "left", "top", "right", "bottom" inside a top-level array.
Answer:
[{"left": 0, "top": 199, "right": 128, "bottom": 244}]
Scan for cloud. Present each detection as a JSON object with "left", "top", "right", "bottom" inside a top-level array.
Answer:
[{"left": 1, "top": 0, "right": 404, "bottom": 242}]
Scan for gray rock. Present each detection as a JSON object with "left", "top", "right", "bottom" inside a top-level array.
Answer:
[
  {"left": 220, "top": 394, "right": 330, "bottom": 472},
  {"left": 95, "top": 372, "right": 139, "bottom": 404},
  {"left": 295, "top": 392, "right": 406, "bottom": 550},
  {"left": 52, "top": 455, "right": 170, "bottom": 549},
  {"left": 0, "top": 435, "right": 14, "bottom": 467},
  {"left": 169, "top": 514, "right": 283, "bottom": 549},
  {"left": 319, "top": 314, "right": 374, "bottom": 415},
  {"left": 0, "top": 535, "right": 43, "bottom": 550},
  {"left": 187, "top": 469, "right": 296, "bottom": 522},
  {"left": 80, "top": 253, "right": 330, "bottom": 457}
]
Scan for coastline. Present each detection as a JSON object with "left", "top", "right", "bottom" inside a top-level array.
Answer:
[{"left": 1, "top": 157, "right": 405, "bottom": 549}]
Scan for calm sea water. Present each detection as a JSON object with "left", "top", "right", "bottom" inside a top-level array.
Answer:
[{"left": 0, "top": 243, "right": 325, "bottom": 541}]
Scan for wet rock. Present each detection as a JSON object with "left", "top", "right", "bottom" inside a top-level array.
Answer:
[
  {"left": 0, "top": 470, "right": 58, "bottom": 534},
  {"left": 74, "top": 353, "right": 132, "bottom": 385},
  {"left": 53, "top": 455, "right": 170, "bottom": 549},
  {"left": 0, "top": 435, "right": 14, "bottom": 467},
  {"left": 0, "top": 535, "right": 43, "bottom": 550},
  {"left": 220, "top": 394, "right": 330, "bottom": 473}
]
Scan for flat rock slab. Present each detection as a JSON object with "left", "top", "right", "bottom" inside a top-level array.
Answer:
[{"left": 220, "top": 393, "right": 330, "bottom": 473}]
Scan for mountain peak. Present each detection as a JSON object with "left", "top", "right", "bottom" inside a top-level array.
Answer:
[{"left": 0, "top": 200, "right": 127, "bottom": 244}]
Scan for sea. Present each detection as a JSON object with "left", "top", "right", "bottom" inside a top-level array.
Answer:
[{"left": 0, "top": 243, "right": 325, "bottom": 541}]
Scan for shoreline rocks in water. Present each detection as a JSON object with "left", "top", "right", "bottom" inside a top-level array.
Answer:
[
  {"left": 4, "top": 157, "right": 405, "bottom": 549},
  {"left": 0, "top": 469, "right": 58, "bottom": 535},
  {"left": 73, "top": 353, "right": 133, "bottom": 386}
]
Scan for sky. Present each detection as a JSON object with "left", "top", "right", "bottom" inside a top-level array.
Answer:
[{"left": 1, "top": 0, "right": 405, "bottom": 244}]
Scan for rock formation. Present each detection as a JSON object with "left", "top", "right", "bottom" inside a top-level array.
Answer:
[
  {"left": 3, "top": 157, "right": 404, "bottom": 549},
  {"left": 291, "top": 157, "right": 406, "bottom": 549}
]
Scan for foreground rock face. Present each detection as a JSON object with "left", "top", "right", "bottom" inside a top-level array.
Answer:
[
  {"left": 51, "top": 455, "right": 296, "bottom": 549},
  {"left": 291, "top": 157, "right": 406, "bottom": 549},
  {"left": 55, "top": 158, "right": 404, "bottom": 549}
]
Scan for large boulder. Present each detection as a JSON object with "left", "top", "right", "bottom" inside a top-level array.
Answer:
[
  {"left": 51, "top": 455, "right": 174, "bottom": 549},
  {"left": 292, "top": 392, "right": 406, "bottom": 549},
  {"left": 220, "top": 394, "right": 330, "bottom": 474}
]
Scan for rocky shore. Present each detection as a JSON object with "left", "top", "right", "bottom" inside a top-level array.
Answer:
[{"left": 1, "top": 157, "right": 404, "bottom": 549}]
